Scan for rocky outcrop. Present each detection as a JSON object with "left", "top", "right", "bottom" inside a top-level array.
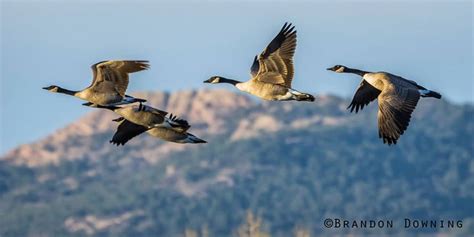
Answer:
[
  {"left": 1, "top": 89, "right": 355, "bottom": 167},
  {"left": 1, "top": 89, "right": 254, "bottom": 167}
]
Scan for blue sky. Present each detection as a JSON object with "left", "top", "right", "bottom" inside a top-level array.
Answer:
[{"left": 1, "top": 0, "right": 472, "bottom": 154}]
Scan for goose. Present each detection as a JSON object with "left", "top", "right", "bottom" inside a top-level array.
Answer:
[
  {"left": 204, "top": 23, "right": 315, "bottom": 102},
  {"left": 86, "top": 103, "right": 190, "bottom": 131},
  {"left": 110, "top": 117, "right": 207, "bottom": 145},
  {"left": 43, "top": 60, "right": 149, "bottom": 106},
  {"left": 327, "top": 65, "right": 441, "bottom": 145}
]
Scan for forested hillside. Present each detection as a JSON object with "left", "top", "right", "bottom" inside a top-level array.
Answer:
[{"left": 1, "top": 89, "right": 473, "bottom": 237}]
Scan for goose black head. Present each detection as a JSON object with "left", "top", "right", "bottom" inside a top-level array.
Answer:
[
  {"left": 327, "top": 65, "right": 347, "bottom": 73},
  {"left": 203, "top": 76, "right": 222, "bottom": 84},
  {"left": 42, "top": 85, "right": 60, "bottom": 92}
]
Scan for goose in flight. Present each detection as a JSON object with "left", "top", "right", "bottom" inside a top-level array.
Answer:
[
  {"left": 327, "top": 65, "right": 441, "bottom": 145},
  {"left": 43, "top": 60, "right": 149, "bottom": 106},
  {"left": 86, "top": 103, "right": 190, "bottom": 131},
  {"left": 110, "top": 116, "right": 206, "bottom": 145},
  {"left": 204, "top": 23, "right": 315, "bottom": 102}
]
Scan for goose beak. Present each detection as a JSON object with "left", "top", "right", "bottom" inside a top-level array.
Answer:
[
  {"left": 203, "top": 79, "right": 212, "bottom": 83},
  {"left": 326, "top": 67, "right": 334, "bottom": 71}
]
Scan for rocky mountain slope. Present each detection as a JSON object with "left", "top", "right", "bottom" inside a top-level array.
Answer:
[
  {"left": 1, "top": 89, "right": 473, "bottom": 237},
  {"left": 2, "top": 89, "right": 254, "bottom": 166},
  {"left": 2, "top": 89, "right": 350, "bottom": 167}
]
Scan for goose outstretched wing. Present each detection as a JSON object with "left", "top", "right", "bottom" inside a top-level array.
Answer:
[
  {"left": 89, "top": 60, "right": 149, "bottom": 96},
  {"left": 377, "top": 86, "right": 420, "bottom": 145},
  {"left": 252, "top": 23, "right": 297, "bottom": 87},
  {"left": 348, "top": 80, "right": 381, "bottom": 113},
  {"left": 110, "top": 119, "right": 149, "bottom": 146}
]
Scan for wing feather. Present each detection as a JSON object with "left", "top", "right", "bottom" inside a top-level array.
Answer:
[
  {"left": 89, "top": 60, "right": 149, "bottom": 96},
  {"left": 348, "top": 80, "right": 381, "bottom": 113},
  {"left": 110, "top": 119, "right": 149, "bottom": 146},
  {"left": 250, "top": 55, "right": 259, "bottom": 77},
  {"left": 140, "top": 104, "right": 168, "bottom": 116},
  {"left": 377, "top": 86, "right": 420, "bottom": 145},
  {"left": 253, "top": 23, "right": 297, "bottom": 87}
]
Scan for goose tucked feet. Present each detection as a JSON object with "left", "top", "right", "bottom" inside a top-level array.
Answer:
[
  {"left": 279, "top": 89, "right": 315, "bottom": 101},
  {"left": 291, "top": 89, "right": 315, "bottom": 101}
]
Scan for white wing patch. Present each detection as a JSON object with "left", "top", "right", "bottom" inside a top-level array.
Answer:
[
  {"left": 419, "top": 89, "right": 430, "bottom": 96},
  {"left": 362, "top": 73, "right": 379, "bottom": 87}
]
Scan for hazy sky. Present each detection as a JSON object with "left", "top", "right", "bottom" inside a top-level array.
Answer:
[{"left": 1, "top": 0, "right": 472, "bottom": 154}]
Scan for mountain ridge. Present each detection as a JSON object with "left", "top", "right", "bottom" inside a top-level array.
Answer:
[{"left": 1, "top": 89, "right": 357, "bottom": 167}]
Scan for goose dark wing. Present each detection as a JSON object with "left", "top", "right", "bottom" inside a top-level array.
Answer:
[
  {"left": 90, "top": 60, "right": 107, "bottom": 84},
  {"left": 386, "top": 73, "right": 422, "bottom": 88},
  {"left": 139, "top": 104, "right": 168, "bottom": 116},
  {"left": 348, "top": 80, "right": 381, "bottom": 113},
  {"left": 377, "top": 86, "right": 420, "bottom": 145},
  {"left": 250, "top": 55, "right": 259, "bottom": 78},
  {"left": 110, "top": 119, "right": 149, "bottom": 146},
  {"left": 89, "top": 60, "right": 150, "bottom": 96},
  {"left": 253, "top": 23, "right": 297, "bottom": 87},
  {"left": 167, "top": 113, "right": 191, "bottom": 132}
]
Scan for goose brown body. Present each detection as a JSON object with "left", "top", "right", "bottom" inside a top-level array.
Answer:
[
  {"left": 146, "top": 128, "right": 203, "bottom": 143},
  {"left": 235, "top": 80, "right": 295, "bottom": 101},
  {"left": 113, "top": 104, "right": 168, "bottom": 129}
]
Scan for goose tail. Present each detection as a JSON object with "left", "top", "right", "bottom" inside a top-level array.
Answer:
[
  {"left": 166, "top": 114, "right": 190, "bottom": 132},
  {"left": 185, "top": 133, "right": 207, "bottom": 144},
  {"left": 124, "top": 95, "right": 147, "bottom": 103},
  {"left": 420, "top": 90, "right": 441, "bottom": 99}
]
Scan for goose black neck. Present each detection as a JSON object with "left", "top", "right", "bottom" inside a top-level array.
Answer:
[
  {"left": 345, "top": 67, "right": 369, "bottom": 77},
  {"left": 57, "top": 87, "right": 79, "bottom": 96},
  {"left": 220, "top": 78, "right": 241, "bottom": 86}
]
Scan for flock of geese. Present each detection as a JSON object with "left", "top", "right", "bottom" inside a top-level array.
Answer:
[{"left": 44, "top": 23, "right": 441, "bottom": 146}]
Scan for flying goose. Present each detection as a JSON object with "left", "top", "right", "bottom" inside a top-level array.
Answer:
[
  {"left": 204, "top": 23, "right": 315, "bottom": 101},
  {"left": 110, "top": 116, "right": 206, "bottom": 145},
  {"left": 86, "top": 103, "right": 190, "bottom": 131},
  {"left": 43, "top": 60, "right": 149, "bottom": 106},
  {"left": 327, "top": 65, "right": 441, "bottom": 145}
]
